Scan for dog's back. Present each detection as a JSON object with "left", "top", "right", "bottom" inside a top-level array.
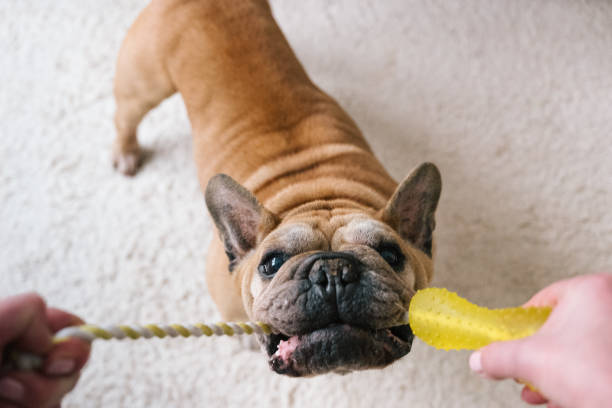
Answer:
[{"left": 112, "top": 0, "right": 395, "bottom": 213}]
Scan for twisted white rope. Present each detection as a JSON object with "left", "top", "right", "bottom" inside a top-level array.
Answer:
[
  {"left": 54, "top": 321, "right": 273, "bottom": 342},
  {"left": 5, "top": 321, "right": 274, "bottom": 371}
]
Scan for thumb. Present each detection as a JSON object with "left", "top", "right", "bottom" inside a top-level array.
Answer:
[{"left": 470, "top": 339, "right": 535, "bottom": 380}]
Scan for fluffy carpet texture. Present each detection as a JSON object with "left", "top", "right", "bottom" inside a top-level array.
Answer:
[{"left": 2, "top": 0, "right": 611, "bottom": 406}]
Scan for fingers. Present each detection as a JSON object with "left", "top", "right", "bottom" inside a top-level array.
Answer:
[
  {"left": 0, "top": 371, "right": 79, "bottom": 408},
  {"left": 43, "top": 338, "right": 90, "bottom": 376},
  {"left": 46, "top": 308, "right": 84, "bottom": 333},
  {"left": 471, "top": 338, "right": 536, "bottom": 380},
  {"left": 0, "top": 296, "right": 89, "bottom": 408},
  {"left": 0, "top": 376, "right": 25, "bottom": 408},
  {"left": 521, "top": 385, "right": 548, "bottom": 405},
  {"left": 44, "top": 308, "right": 91, "bottom": 376},
  {"left": 0, "top": 293, "right": 53, "bottom": 354},
  {"left": 473, "top": 342, "right": 552, "bottom": 406}
]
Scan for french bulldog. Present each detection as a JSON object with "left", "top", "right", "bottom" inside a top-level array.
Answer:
[{"left": 112, "top": 0, "right": 441, "bottom": 377}]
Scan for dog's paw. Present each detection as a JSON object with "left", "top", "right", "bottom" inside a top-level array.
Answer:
[{"left": 112, "top": 147, "right": 142, "bottom": 176}]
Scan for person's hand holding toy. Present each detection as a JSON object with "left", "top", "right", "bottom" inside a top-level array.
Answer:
[
  {"left": 470, "top": 273, "right": 612, "bottom": 408},
  {"left": 0, "top": 293, "right": 90, "bottom": 408}
]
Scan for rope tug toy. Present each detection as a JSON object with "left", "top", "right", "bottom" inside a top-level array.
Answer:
[
  {"left": 4, "top": 288, "right": 551, "bottom": 371},
  {"left": 52, "top": 321, "right": 273, "bottom": 342}
]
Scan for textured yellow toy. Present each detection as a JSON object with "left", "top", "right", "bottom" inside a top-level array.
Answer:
[{"left": 408, "top": 287, "right": 551, "bottom": 350}]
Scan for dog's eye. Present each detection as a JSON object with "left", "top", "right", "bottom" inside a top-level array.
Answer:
[
  {"left": 258, "top": 252, "right": 288, "bottom": 279},
  {"left": 378, "top": 245, "right": 404, "bottom": 270}
]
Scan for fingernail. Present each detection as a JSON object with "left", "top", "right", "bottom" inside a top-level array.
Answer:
[
  {"left": 46, "top": 358, "right": 75, "bottom": 375},
  {"left": 0, "top": 377, "right": 25, "bottom": 402},
  {"left": 469, "top": 351, "right": 483, "bottom": 374}
]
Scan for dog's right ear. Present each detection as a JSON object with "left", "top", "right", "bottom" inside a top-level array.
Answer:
[{"left": 205, "top": 174, "right": 278, "bottom": 271}]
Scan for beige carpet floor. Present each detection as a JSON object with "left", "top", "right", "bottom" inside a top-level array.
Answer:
[{"left": 2, "top": 0, "right": 611, "bottom": 407}]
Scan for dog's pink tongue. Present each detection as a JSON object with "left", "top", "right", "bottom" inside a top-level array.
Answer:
[{"left": 275, "top": 336, "right": 300, "bottom": 361}]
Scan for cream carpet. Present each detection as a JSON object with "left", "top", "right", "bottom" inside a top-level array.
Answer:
[{"left": 2, "top": 0, "right": 611, "bottom": 407}]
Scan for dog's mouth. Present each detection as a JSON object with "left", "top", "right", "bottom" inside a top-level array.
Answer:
[{"left": 261, "top": 323, "right": 414, "bottom": 377}]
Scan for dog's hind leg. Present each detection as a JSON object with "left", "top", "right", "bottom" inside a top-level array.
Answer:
[{"left": 112, "top": 4, "right": 176, "bottom": 176}]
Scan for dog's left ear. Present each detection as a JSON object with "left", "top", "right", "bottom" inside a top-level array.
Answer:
[
  {"left": 380, "top": 162, "right": 441, "bottom": 257},
  {"left": 205, "top": 174, "right": 278, "bottom": 270}
]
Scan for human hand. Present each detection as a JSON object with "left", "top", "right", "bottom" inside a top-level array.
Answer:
[
  {"left": 469, "top": 273, "right": 612, "bottom": 408},
  {"left": 0, "top": 293, "right": 90, "bottom": 408}
]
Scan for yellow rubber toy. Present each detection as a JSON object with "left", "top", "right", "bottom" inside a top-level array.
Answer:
[{"left": 408, "top": 287, "right": 551, "bottom": 350}]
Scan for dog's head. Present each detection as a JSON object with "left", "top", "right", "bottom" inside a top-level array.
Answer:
[{"left": 205, "top": 163, "right": 441, "bottom": 376}]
